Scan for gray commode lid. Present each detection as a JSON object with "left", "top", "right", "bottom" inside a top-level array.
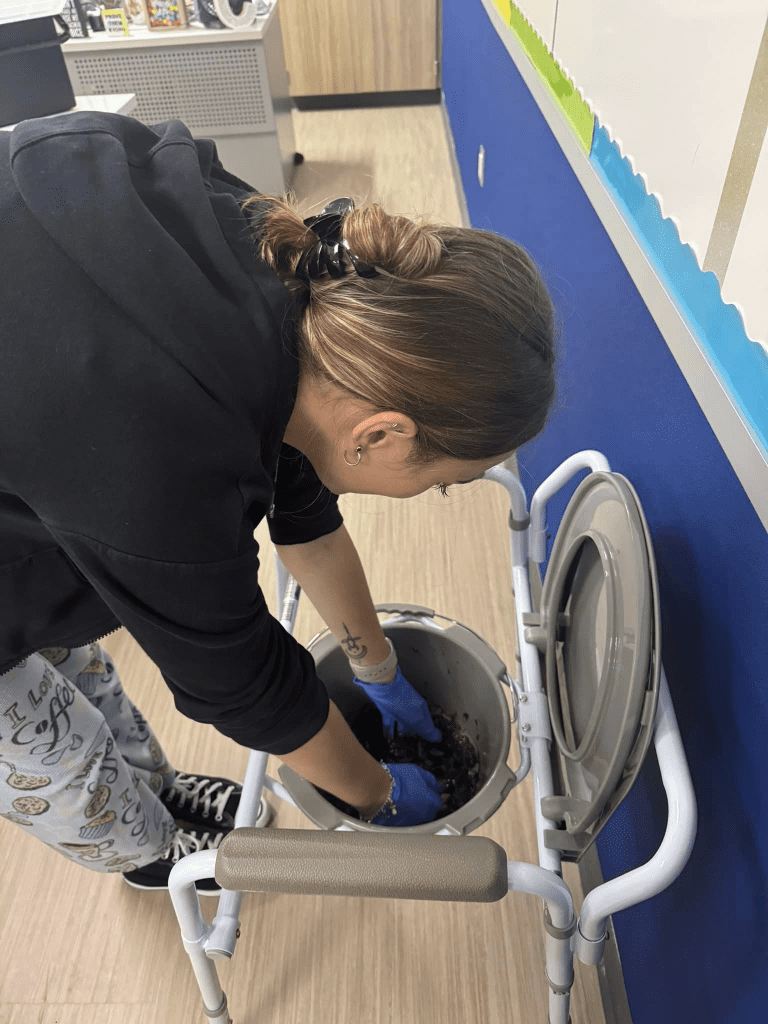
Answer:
[{"left": 523, "top": 472, "right": 661, "bottom": 862}]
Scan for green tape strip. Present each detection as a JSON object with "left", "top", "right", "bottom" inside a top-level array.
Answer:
[{"left": 491, "top": 0, "right": 594, "bottom": 154}]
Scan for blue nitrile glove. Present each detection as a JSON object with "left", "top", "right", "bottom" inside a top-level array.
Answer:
[
  {"left": 369, "top": 762, "right": 444, "bottom": 827},
  {"left": 352, "top": 666, "right": 442, "bottom": 743}
]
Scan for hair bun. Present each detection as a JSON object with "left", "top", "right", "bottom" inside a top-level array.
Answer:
[
  {"left": 344, "top": 205, "right": 444, "bottom": 280},
  {"left": 247, "top": 191, "right": 558, "bottom": 472}
]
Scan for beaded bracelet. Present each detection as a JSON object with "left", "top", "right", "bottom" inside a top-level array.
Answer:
[{"left": 359, "top": 762, "right": 397, "bottom": 823}]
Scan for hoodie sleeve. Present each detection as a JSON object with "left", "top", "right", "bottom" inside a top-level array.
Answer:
[
  {"left": 268, "top": 444, "right": 344, "bottom": 546},
  {"left": 47, "top": 524, "right": 330, "bottom": 756}
]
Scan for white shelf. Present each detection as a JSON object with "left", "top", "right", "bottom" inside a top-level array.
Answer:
[
  {"left": 1, "top": 93, "right": 137, "bottom": 131},
  {"left": 62, "top": 17, "right": 272, "bottom": 51},
  {"left": 0, "top": 1, "right": 65, "bottom": 25}
]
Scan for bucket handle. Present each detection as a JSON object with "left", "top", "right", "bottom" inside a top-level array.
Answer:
[
  {"left": 307, "top": 604, "right": 514, "bottom": 692},
  {"left": 373, "top": 602, "right": 436, "bottom": 619}
]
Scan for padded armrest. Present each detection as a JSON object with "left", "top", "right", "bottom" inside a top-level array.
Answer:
[{"left": 214, "top": 828, "right": 509, "bottom": 903}]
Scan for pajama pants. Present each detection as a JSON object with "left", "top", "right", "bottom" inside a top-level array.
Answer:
[{"left": 0, "top": 642, "right": 179, "bottom": 873}]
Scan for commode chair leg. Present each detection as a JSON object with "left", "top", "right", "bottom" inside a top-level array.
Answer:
[
  {"left": 502, "top": 863, "right": 575, "bottom": 1024},
  {"left": 169, "top": 849, "right": 232, "bottom": 1024},
  {"left": 168, "top": 749, "right": 274, "bottom": 1023}
]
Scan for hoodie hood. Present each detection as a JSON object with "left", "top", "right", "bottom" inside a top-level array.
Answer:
[{"left": 8, "top": 112, "right": 300, "bottom": 451}]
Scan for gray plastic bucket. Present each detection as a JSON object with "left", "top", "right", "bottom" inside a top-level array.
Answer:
[{"left": 277, "top": 605, "right": 518, "bottom": 835}]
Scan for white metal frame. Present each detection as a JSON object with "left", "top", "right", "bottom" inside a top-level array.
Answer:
[{"left": 168, "top": 451, "right": 698, "bottom": 1024}]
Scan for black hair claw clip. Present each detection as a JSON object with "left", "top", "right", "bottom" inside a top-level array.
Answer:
[{"left": 295, "top": 198, "right": 378, "bottom": 285}]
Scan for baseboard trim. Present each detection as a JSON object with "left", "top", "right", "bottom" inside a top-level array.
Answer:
[
  {"left": 440, "top": 97, "right": 472, "bottom": 229},
  {"left": 293, "top": 90, "right": 441, "bottom": 111}
]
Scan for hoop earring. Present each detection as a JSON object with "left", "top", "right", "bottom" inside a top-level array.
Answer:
[{"left": 344, "top": 447, "right": 363, "bottom": 467}]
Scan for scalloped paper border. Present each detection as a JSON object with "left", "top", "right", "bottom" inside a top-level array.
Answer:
[
  {"left": 591, "top": 122, "right": 768, "bottom": 451},
  {"left": 487, "top": 0, "right": 768, "bottom": 454},
  {"left": 492, "top": 0, "right": 593, "bottom": 153}
]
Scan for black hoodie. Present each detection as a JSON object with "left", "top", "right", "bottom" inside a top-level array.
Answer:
[{"left": 0, "top": 113, "right": 342, "bottom": 755}]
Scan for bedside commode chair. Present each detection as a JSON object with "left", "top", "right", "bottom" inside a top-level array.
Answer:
[{"left": 167, "top": 451, "right": 698, "bottom": 1024}]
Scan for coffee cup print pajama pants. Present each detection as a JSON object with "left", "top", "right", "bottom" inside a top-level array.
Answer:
[{"left": 0, "top": 642, "right": 178, "bottom": 874}]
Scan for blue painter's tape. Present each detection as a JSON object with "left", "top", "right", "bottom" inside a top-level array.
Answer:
[{"left": 590, "top": 122, "right": 768, "bottom": 455}]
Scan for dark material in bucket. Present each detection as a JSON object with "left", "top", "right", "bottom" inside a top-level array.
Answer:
[
  {"left": 289, "top": 610, "right": 517, "bottom": 835},
  {"left": 316, "top": 701, "right": 483, "bottom": 822},
  {"left": 0, "top": 16, "right": 75, "bottom": 128}
]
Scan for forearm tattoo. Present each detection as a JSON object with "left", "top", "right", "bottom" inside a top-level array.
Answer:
[{"left": 341, "top": 622, "right": 367, "bottom": 661}]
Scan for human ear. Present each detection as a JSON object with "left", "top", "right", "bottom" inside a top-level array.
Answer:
[{"left": 352, "top": 412, "right": 414, "bottom": 449}]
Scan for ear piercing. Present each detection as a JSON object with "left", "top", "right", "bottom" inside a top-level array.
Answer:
[{"left": 343, "top": 423, "right": 399, "bottom": 467}]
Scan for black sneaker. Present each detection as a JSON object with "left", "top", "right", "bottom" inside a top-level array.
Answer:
[
  {"left": 160, "top": 771, "right": 241, "bottom": 828},
  {"left": 122, "top": 826, "right": 226, "bottom": 895},
  {"left": 160, "top": 770, "right": 273, "bottom": 831}
]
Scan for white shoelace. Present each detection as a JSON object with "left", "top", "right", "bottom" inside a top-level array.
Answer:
[
  {"left": 162, "top": 827, "right": 225, "bottom": 864},
  {"left": 166, "top": 772, "right": 236, "bottom": 824}
]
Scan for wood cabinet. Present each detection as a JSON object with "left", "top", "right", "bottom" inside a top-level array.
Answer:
[{"left": 279, "top": 0, "right": 439, "bottom": 96}]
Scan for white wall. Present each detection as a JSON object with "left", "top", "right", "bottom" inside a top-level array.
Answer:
[{"left": 513, "top": 0, "right": 768, "bottom": 348}]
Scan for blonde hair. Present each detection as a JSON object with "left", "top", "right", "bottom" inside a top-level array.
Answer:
[{"left": 241, "top": 192, "right": 560, "bottom": 468}]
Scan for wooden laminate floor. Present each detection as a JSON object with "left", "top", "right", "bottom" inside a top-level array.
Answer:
[{"left": 0, "top": 105, "right": 606, "bottom": 1024}]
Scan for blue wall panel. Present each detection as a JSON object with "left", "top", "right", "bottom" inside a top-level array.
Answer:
[{"left": 442, "top": 3, "right": 768, "bottom": 1022}]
